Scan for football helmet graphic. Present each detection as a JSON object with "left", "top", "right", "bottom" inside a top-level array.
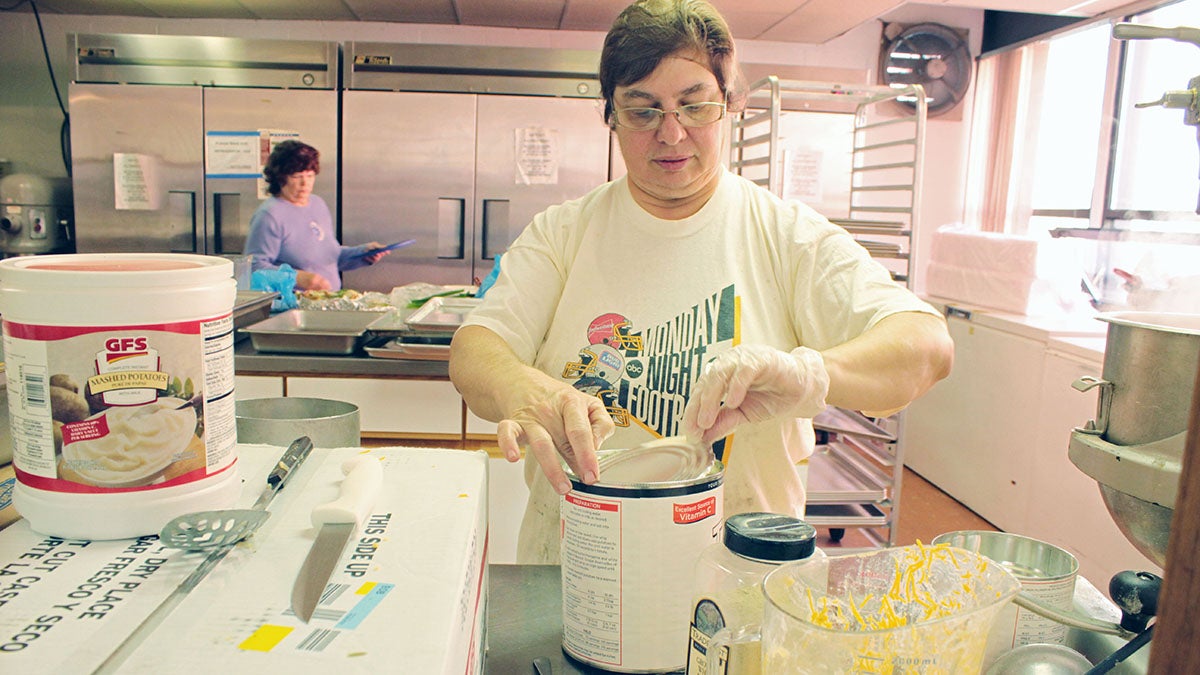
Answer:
[
  {"left": 598, "top": 388, "right": 631, "bottom": 427},
  {"left": 587, "top": 313, "right": 643, "bottom": 353},
  {"left": 562, "top": 343, "right": 624, "bottom": 386}
]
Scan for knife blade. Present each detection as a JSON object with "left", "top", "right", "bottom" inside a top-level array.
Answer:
[{"left": 290, "top": 454, "right": 383, "bottom": 623}]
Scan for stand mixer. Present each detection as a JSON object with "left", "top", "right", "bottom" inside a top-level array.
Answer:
[
  {"left": 1069, "top": 312, "right": 1199, "bottom": 571},
  {"left": 1023, "top": 22, "right": 1200, "bottom": 673}
]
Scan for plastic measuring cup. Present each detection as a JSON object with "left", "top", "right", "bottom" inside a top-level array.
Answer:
[{"left": 756, "top": 544, "right": 1020, "bottom": 674}]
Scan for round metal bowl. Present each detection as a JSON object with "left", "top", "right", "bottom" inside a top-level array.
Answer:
[{"left": 235, "top": 397, "right": 360, "bottom": 448}]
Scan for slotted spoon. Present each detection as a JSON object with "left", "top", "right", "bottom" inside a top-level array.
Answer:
[{"left": 159, "top": 436, "right": 313, "bottom": 550}]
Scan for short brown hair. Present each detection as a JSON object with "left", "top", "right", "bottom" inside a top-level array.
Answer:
[
  {"left": 263, "top": 140, "right": 320, "bottom": 196},
  {"left": 599, "top": 0, "right": 745, "bottom": 125}
]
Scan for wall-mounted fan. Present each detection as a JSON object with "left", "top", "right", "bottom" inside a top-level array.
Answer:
[{"left": 879, "top": 22, "right": 973, "bottom": 118}]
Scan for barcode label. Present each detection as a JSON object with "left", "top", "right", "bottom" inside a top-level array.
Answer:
[
  {"left": 284, "top": 605, "right": 346, "bottom": 623},
  {"left": 22, "top": 365, "right": 48, "bottom": 409},
  {"left": 296, "top": 627, "right": 340, "bottom": 652},
  {"left": 319, "top": 582, "right": 351, "bottom": 606}
]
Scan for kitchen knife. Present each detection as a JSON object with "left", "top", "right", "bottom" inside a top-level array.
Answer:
[
  {"left": 93, "top": 436, "right": 315, "bottom": 674},
  {"left": 290, "top": 455, "right": 383, "bottom": 623}
]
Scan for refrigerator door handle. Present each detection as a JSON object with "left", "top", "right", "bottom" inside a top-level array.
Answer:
[
  {"left": 212, "top": 192, "right": 244, "bottom": 254},
  {"left": 168, "top": 190, "right": 199, "bottom": 253},
  {"left": 437, "top": 197, "right": 466, "bottom": 260},
  {"left": 480, "top": 198, "right": 509, "bottom": 261}
]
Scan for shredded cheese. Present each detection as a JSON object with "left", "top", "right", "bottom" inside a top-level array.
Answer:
[{"left": 801, "top": 541, "right": 993, "bottom": 632}]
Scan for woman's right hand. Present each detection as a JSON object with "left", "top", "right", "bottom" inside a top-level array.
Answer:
[
  {"left": 496, "top": 380, "right": 613, "bottom": 495},
  {"left": 450, "top": 325, "right": 613, "bottom": 494},
  {"left": 294, "top": 270, "right": 332, "bottom": 291}
]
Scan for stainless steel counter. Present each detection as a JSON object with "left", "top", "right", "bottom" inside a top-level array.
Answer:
[
  {"left": 487, "top": 565, "right": 631, "bottom": 675},
  {"left": 234, "top": 338, "right": 449, "bottom": 379}
]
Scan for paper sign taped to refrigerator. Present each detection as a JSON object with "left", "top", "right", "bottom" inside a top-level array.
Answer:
[
  {"left": 205, "top": 131, "right": 261, "bottom": 178},
  {"left": 113, "top": 153, "right": 161, "bottom": 210},
  {"left": 515, "top": 126, "right": 559, "bottom": 185}
]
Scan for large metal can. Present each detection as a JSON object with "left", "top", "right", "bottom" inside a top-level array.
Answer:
[{"left": 561, "top": 437, "right": 723, "bottom": 673}]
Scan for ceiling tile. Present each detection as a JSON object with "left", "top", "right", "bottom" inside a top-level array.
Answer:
[
  {"left": 236, "top": 0, "right": 357, "bottom": 21},
  {"left": 930, "top": 0, "right": 1134, "bottom": 14},
  {"left": 759, "top": 0, "right": 906, "bottom": 43},
  {"left": 456, "top": 0, "right": 566, "bottom": 29},
  {"left": 558, "top": 0, "right": 622, "bottom": 31},
  {"left": 343, "top": 0, "right": 459, "bottom": 23},
  {"left": 718, "top": 9, "right": 803, "bottom": 40},
  {"left": 32, "top": 0, "right": 162, "bottom": 16},
  {"left": 20, "top": 0, "right": 1148, "bottom": 43}
]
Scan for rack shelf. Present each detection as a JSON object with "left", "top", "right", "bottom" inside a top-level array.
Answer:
[{"left": 731, "top": 76, "right": 927, "bottom": 549}]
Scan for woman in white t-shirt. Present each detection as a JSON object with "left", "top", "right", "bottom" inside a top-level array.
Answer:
[{"left": 449, "top": 0, "right": 954, "bottom": 563}]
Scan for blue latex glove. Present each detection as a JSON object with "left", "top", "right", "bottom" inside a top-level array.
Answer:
[
  {"left": 251, "top": 264, "right": 299, "bottom": 311},
  {"left": 476, "top": 252, "right": 502, "bottom": 299}
]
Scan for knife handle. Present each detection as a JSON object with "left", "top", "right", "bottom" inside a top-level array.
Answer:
[{"left": 311, "top": 455, "right": 383, "bottom": 527}]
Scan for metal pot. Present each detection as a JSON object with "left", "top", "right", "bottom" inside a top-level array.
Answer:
[
  {"left": 235, "top": 397, "right": 360, "bottom": 448},
  {"left": 1091, "top": 312, "right": 1200, "bottom": 446}
]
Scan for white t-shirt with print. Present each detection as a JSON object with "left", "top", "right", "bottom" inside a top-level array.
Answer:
[{"left": 463, "top": 168, "right": 939, "bottom": 563}]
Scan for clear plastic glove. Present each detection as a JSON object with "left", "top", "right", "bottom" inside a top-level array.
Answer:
[
  {"left": 496, "top": 382, "right": 614, "bottom": 495},
  {"left": 682, "top": 345, "right": 829, "bottom": 446}
]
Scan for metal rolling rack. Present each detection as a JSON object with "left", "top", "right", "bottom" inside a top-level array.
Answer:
[{"left": 731, "top": 76, "right": 927, "bottom": 550}]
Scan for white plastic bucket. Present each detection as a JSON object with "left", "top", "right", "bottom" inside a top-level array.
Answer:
[
  {"left": 0, "top": 253, "right": 240, "bottom": 540},
  {"left": 561, "top": 437, "right": 724, "bottom": 673}
]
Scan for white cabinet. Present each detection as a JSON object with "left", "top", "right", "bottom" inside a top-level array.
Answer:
[
  {"left": 903, "top": 314, "right": 1045, "bottom": 534},
  {"left": 233, "top": 373, "right": 499, "bottom": 441},
  {"left": 287, "top": 378, "right": 464, "bottom": 437},
  {"left": 234, "top": 375, "right": 283, "bottom": 400}
]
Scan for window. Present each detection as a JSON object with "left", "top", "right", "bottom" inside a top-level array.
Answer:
[
  {"left": 1110, "top": 0, "right": 1200, "bottom": 227},
  {"left": 970, "top": 0, "right": 1199, "bottom": 237},
  {"left": 1026, "top": 25, "right": 1110, "bottom": 231},
  {"left": 966, "top": 0, "right": 1200, "bottom": 307}
]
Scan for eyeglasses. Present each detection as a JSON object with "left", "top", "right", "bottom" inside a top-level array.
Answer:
[{"left": 612, "top": 101, "right": 727, "bottom": 131}]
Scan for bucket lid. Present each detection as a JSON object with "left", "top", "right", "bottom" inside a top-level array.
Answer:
[
  {"left": 724, "top": 512, "right": 817, "bottom": 562},
  {"left": 0, "top": 253, "right": 233, "bottom": 289}
]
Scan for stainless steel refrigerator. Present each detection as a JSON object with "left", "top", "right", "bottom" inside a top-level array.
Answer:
[
  {"left": 341, "top": 43, "right": 613, "bottom": 290},
  {"left": 68, "top": 33, "right": 339, "bottom": 256}
]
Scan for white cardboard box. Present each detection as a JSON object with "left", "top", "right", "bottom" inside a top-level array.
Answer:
[{"left": 0, "top": 445, "right": 488, "bottom": 674}]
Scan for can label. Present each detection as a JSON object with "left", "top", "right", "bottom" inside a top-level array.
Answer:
[
  {"left": 3, "top": 315, "right": 237, "bottom": 493},
  {"left": 561, "top": 482, "right": 722, "bottom": 671}
]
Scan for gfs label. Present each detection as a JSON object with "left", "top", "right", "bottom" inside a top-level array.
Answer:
[{"left": 91, "top": 335, "right": 165, "bottom": 407}]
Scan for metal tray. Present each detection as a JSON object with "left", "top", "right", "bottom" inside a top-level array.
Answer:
[
  {"left": 233, "top": 291, "right": 278, "bottom": 331},
  {"left": 406, "top": 296, "right": 483, "bottom": 332},
  {"left": 813, "top": 407, "right": 896, "bottom": 443},
  {"left": 241, "top": 310, "right": 381, "bottom": 355},
  {"left": 365, "top": 338, "right": 451, "bottom": 361}
]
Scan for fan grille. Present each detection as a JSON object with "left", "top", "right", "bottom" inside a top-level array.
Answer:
[{"left": 881, "top": 23, "right": 972, "bottom": 116}]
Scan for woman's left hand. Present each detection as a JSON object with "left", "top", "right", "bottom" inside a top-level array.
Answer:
[
  {"left": 682, "top": 345, "right": 829, "bottom": 446},
  {"left": 363, "top": 242, "right": 392, "bottom": 265}
]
